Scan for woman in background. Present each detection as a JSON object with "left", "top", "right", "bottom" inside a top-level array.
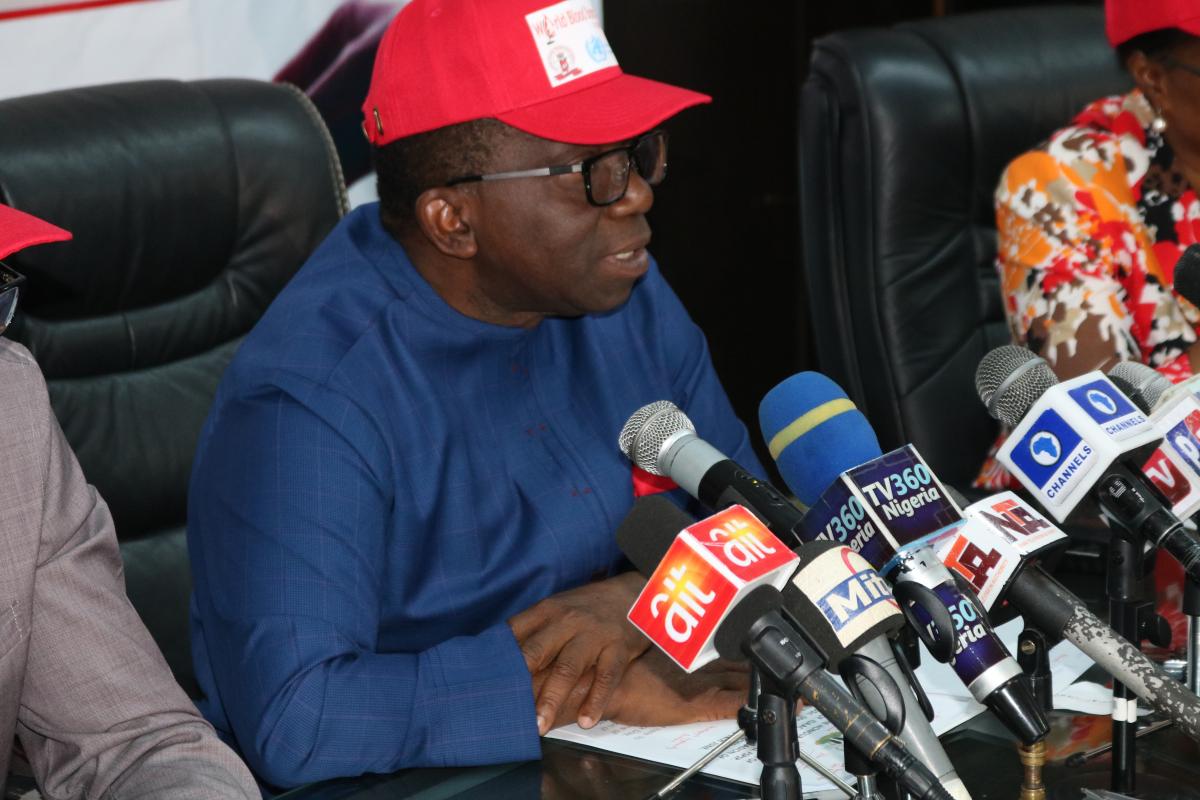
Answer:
[
  {"left": 981, "top": 0, "right": 1200, "bottom": 645},
  {"left": 979, "top": 0, "right": 1200, "bottom": 489}
]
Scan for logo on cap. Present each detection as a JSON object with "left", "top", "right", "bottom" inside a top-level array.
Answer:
[
  {"left": 1029, "top": 432, "right": 1062, "bottom": 466},
  {"left": 549, "top": 46, "right": 582, "bottom": 81},
  {"left": 586, "top": 35, "right": 610, "bottom": 63},
  {"left": 526, "top": 0, "right": 615, "bottom": 88}
]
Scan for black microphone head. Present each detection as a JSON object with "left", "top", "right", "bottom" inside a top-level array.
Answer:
[
  {"left": 1107, "top": 360, "right": 1170, "bottom": 413},
  {"left": 713, "top": 585, "right": 783, "bottom": 661},
  {"left": 617, "top": 400, "right": 694, "bottom": 475},
  {"left": 615, "top": 496, "right": 695, "bottom": 576},
  {"left": 1174, "top": 243, "right": 1200, "bottom": 308},
  {"left": 782, "top": 541, "right": 905, "bottom": 668},
  {"left": 975, "top": 345, "right": 1059, "bottom": 427}
]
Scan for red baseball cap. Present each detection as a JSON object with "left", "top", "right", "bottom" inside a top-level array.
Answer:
[
  {"left": 1106, "top": 0, "right": 1200, "bottom": 47},
  {"left": 0, "top": 203, "right": 71, "bottom": 262},
  {"left": 363, "top": 0, "right": 711, "bottom": 147}
]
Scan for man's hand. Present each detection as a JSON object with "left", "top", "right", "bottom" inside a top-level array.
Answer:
[
  {"left": 534, "top": 651, "right": 750, "bottom": 733},
  {"left": 509, "top": 571, "right": 650, "bottom": 734},
  {"left": 605, "top": 649, "right": 748, "bottom": 728}
]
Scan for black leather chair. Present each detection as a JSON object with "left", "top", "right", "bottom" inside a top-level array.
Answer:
[
  {"left": 0, "top": 79, "right": 347, "bottom": 696},
  {"left": 799, "top": 5, "right": 1131, "bottom": 489}
]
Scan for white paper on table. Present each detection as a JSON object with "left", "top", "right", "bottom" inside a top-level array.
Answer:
[
  {"left": 547, "top": 617, "right": 1098, "bottom": 789},
  {"left": 1053, "top": 680, "right": 1151, "bottom": 716},
  {"left": 548, "top": 705, "right": 850, "bottom": 794}
]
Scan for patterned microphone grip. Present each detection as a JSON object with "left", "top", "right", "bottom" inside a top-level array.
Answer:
[
  {"left": 1161, "top": 526, "right": 1200, "bottom": 583},
  {"left": 1010, "top": 567, "right": 1200, "bottom": 742}
]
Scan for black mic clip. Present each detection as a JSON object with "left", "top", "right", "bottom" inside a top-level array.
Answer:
[
  {"left": 1096, "top": 463, "right": 1179, "bottom": 546},
  {"left": 839, "top": 655, "right": 906, "bottom": 799},
  {"left": 1017, "top": 628, "right": 1054, "bottom": 713}
]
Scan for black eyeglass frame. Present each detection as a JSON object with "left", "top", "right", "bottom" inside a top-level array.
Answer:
[
  {"left": 1157, "top": 55, "right": 1200, "bottom": 80},
  {"left": 445, "top": 130, "right": 668, "bottom": 208},
  {"left": 0, "top": 261, "right": 26, "bottom": 331}
]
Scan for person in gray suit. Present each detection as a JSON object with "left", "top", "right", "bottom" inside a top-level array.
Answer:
[{"left": 0, "top": 203, "right": 258, "bottom": 799}]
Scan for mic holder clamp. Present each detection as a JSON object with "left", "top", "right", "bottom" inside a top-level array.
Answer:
[
  {"left": 738, "top": 668, "right": 763, "bottom": 744},
  {"left": 1136, "top": 604, "right": 1172, "bottom": 649},
  {"left": 734, "top": 668, "right": 801, "bottom": 800},
  {"left": 839, "top": 655, "right": 905, "bottom": 800},
  {"left": 889, "top": 636, "right": 934, "bottom": 722},
  {"left": 1017, "top": 628, "right": 1054, "bottom": 713},
  {"left": 1016, "top": 629, "right": 1052, "bottom": 800},
  {"left": 1098, "top": 463, "right": 1200, "bottom": 582}
]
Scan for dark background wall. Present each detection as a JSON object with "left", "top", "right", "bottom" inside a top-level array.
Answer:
[{"left": 604, "top": 0, "right": 1099, "bottom": 473}]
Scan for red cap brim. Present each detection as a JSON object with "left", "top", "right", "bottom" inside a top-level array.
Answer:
[
  {"left": 497, "top": 73, "right": 711, "bottom": 145},
  {"left": 0, "top": 204, "right": 71, "bottom": 261},
  {"left": 1106, "top": 7, "right": 1200, "bottom": 47}
]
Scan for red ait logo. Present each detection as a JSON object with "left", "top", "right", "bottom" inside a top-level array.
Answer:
[{"left": 548, "top": 46, "right": 583, "bottom": 81}]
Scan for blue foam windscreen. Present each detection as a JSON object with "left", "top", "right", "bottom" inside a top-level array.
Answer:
[{"left": 758, "top": 372, "right": 882, "bottom": 506}]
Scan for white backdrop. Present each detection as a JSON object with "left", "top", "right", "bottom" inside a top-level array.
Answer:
[
  {"left": 0, "top": 0, "right": 603, "bottom": 205},
  {"left": 0, "top": 0, "right": 357, "bottom": 99}
]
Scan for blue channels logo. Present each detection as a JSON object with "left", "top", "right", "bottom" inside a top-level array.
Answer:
[
  {"left": 1029, "top": 432, "right": 1062, "bottom": 466},
  {"left": 1010, "top": 408, "right": 1086, "bottom": 491},
  {"left": 1067, "top": 379, "right": 1136, "bottom": 424}
]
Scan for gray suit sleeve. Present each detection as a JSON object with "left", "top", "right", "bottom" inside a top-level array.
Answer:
[{"left": 15, "top": 372, "right": 259, "bottom": 800}]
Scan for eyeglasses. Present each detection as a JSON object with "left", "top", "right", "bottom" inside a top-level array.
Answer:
[
  {"left": 0, "top": 262, "right": 25, "bottom": 335},
  {"left": 446, "top": 130, "right": 668, "bottom": 207},
  {"left": 1158, "top": 55, "right": 1200, "bottom": 79}
]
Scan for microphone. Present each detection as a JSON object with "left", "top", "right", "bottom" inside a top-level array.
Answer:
[
  {"left": 978, "top": 346, "right": 1200, "bottom": 581},
  {"left": 1172, "top": 243, "right": 1200, "bottom": 309},
  {"left": 620, "top": 497, "right": 972, "bottom": 800},
  {"left": 617, "top": 500, "right": 955, "bottom": 800},
  {"left": 759, "top": 372, "right": 1048, "bottom": 745},
  {"left": 618, "top": 401, "right": 808, "bottom": 546},
  {"left": 623, "top": 501, "right": 800, "bottom": 672},
  {"left": 783, "top": 540, "right": 971, "bottom": 800},
  {"left": 932, "top": 491, "right": 1200, "bottom": 742},
  {"left": 1108, "top": 360, "right": 1200, "bottom": 520}
]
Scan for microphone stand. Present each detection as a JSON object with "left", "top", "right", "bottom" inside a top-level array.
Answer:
[
  {"left": 1016, "top": 628, "right": 1053, "bottom": 800},
  {"left": 1187, "top": 574, "right": 1200, "bottom": 694},
  {"left": 1099, "top": 515, "right": 1147, "bottom": 794},
  {"left": 644, "top": 668, "right": 856, "bottom": 800},
  {"left": 756, "top": 685, "right": 802, "bottom": 800},
  {"left": 1095, "top": 463, "right": 1186, "bottom": 795}
]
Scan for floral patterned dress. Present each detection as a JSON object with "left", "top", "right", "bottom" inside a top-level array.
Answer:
[{"left": 977, "top": 89, "right": 1200, "bottom": 490}]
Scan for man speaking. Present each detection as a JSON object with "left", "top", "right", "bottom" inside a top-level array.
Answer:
[{"left": 187, "top": 0, "right": 759, "bottom": 788}]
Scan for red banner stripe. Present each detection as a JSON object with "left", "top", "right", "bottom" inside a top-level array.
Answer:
[{"left": 0, "top": 0, "right": 159, "bottom": 23}]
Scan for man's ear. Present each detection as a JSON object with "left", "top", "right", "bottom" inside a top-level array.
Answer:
[
  {"left": 414, "top": 187, "right": 478, "bottom": 259},
  {"left": 1127, "top": 51, "right": 1173, "bottom": 116}
]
